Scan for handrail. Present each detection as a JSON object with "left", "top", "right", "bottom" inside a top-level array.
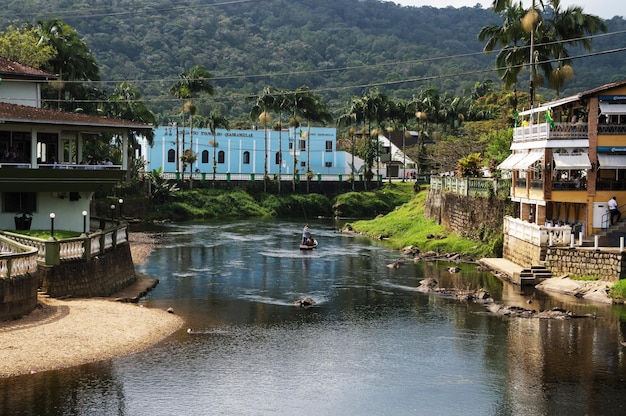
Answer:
[
  {"left": 602, "top": 202, "right": 626, "bottom": 230},
  {"left": 0, "top": 235, "right": 39, "bottom": 279},
  {"left": 0, "top": 221, "right": 128, "bottom": 266}
]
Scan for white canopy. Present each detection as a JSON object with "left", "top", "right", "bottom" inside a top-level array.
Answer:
[
  {"left": 552, "top": 153, "right": 591, "bottom": 170},
  {"left": 497, "top": 152, "right": 527, "bottom": 170},
  {"left": 599, "top": 102, "right": 626, "bottom": 115},
  {"left": 513, "top": 151, "right": 543, "bottom": 170},
  {"left": 598, "top": 154, "right": 626, "bottom": 169}
]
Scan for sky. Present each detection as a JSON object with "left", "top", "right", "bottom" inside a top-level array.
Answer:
[{"left": 391, "top": 1, "right": 623, "bottom": 20}]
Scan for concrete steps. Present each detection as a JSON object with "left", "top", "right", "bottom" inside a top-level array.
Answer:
[{"left": 517, "top": 265, "right": 553, "bottom": 286}]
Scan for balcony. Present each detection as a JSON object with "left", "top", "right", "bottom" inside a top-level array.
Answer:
[{"left": 513, "top": 122, "right": 588, "bottom": 144}]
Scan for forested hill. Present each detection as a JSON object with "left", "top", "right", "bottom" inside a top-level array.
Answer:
[{"left": 1, "top": 0, "right": 626, "bottom": 123}]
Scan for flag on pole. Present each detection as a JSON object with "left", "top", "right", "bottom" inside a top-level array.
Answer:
[{"left": 546, "top": 108, "right": 555, "bottom": 128}]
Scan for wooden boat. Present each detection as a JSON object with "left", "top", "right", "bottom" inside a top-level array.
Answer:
[{"left": 299, "top": 239, "right": 318, "bottom": 250}]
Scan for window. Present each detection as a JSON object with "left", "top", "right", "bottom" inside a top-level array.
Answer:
[
  {"left": 325, "top": 141, "right": 333, "bottom": 152},
  {"left": 167, "top": 149, "right": 176, "bottom": 163},
  {"left": 289, "top": 142, "right": 293, "bottom": 150},
  {"left": 243, "top": 151, "right": 250, "bottom": 164},
  {"left": 325, "top": 162, "right": 332, "bottom": 168},
  {"left": 3, "top": 192, "right": 37, "bottom": 213},
  {"left": 299, "top": 140, "right": 306, "bottom": 151},
  {"left": 300, "top": 161, "right": 306, "bottom": 167},
  {"left": 201, "top": 150, "right": 209, "bottom": 164},
  {"left": 275, "top": 151, "right": 282, "bottom": 165},
  {"left": 218, "top": 151, "right": 225, "bottom": 164}
]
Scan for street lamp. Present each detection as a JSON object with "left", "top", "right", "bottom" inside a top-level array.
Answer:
[
  {"left": 49, "top": 212, "right": 55, "bottom": 239},
  {"left": 118, "top": 198, "right": 124, "bottom": 219},
  {"left": 110, "top": 204, "right": 116, "bottom": 222},
  {"left": 82, "top": 210, "right": 88, "bottom": 235}
]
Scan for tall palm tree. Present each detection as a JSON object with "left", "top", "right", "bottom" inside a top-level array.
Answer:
[
  {"left": 270, "top": 89, "right": 291, "bottom": 194},
  {"left": 361, "top": 88, "right": 390, "bottom": 185},
  {"left": 170, "top": 65, "right": 214, "bottom": 182},
  {"left": 543, "top": 0, "right": 607, "bottom": 97},
  {"left": 206, "top": 110, "right": 229, "bottom": 186},
  {"left": 337, "top": 96, "right": 365, "bottom": 190},
  {"left": 249, "top": 87, "right": 277, "bottom": 192},
  {"left": 299, "top": 88, "right": 332, "bottom": 192},
  {"left": 37, "top": 19, "right": 100, "bottom": 111},
  {"left": 389, "top": 99, "right": 416, "bottom": 182}
]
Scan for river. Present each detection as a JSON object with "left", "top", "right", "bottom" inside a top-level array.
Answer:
[{"left": 2, "top": 219, "right": 626, "bottom": 415}]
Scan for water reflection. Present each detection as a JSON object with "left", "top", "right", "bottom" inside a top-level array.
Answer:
[{"left": 2, "top": 219, "right": 626, "bottom": 415}]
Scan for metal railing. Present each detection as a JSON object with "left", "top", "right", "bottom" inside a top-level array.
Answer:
[{"left": 430, "top": 176, "right": 511, "bottom": 197}]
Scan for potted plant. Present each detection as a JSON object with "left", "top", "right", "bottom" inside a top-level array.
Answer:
[{"left": 14, "top": 212, "right": 32, "bottom": 230}]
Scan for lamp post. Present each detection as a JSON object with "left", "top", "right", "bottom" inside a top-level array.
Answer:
[
  {"left": 49, "top": 212, "right": 55, "bottom": 239},
  {"left": 118, "top": 198, "right": 124, "bottom": 219},
  {"left": 82, "top": 210, "right": 88, "bottom": 235},
  {"left": 110, "top": 204, "right": 116, "bottom": 223}
]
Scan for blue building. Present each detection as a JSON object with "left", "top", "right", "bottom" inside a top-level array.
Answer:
[{"left": 142, "top": 126, "right": 363, "bottom": 179}]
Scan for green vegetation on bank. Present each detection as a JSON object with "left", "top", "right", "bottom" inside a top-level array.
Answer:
[
  {"left": 344, "top": 190, "right": 496, "bottom": 259},
  {"left": 609, "top": 280, "right": 626, "bottom": 302},
  {"left": 131, "top": 182, "right": 415, "bottom": 222}
]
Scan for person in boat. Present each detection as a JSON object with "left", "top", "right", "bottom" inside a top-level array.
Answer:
[{"left": 302, "top": 224, "right": 311, "bottom": 244}]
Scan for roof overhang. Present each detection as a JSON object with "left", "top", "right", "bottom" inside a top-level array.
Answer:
[
  {"left": 518, "top": 95, "right": 581, "bottom": 116},
  {"left": 598, "top": 154, "right": 626, "bottom": 170}
]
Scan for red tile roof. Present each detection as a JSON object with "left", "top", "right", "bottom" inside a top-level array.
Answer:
[
  {"left": 0, "top": 56, "right": 57, "bottom": 80},
  {"left": 0, "top": 101, "right": 152, "bottom": 130}
]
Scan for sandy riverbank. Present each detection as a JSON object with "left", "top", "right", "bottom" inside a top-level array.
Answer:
[{"left": 0, "top": 232, "right": 183, "bottom": 378}]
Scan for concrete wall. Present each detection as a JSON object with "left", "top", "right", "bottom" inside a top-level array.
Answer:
[
  {"left": 545, "top": 247, "right": 626, "bottom": 281},
  {"left": 38, "top": 243, "right": 137, "bottom": 298},
  {"left": 0, "top": 272, "right": 38, "bottom": 321}
]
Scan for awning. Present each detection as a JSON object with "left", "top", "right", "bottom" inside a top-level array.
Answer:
[
  {"left": 497, "top": 152, "right": 527, "bottom": 170},
  {"left": 599, "top": 102, "right": 626, "bottom": 115},
  {"left": 598, "top": 154, "right": 626, "bottom": 169},
  {"left": 552, "top": 153, "right": 591, "bottom": 170},
  {"left": 513, "top": 151, "right": 544, "bottom": 170}
]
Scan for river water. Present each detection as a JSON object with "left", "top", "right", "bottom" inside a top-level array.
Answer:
[{"left": 2, "top": 219, "right": 626, "bottom": 416}]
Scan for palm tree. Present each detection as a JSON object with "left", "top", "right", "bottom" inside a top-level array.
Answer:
[
  {"left": 170, "top": 65, "right": 214, "bottom": 182},
  {"left": 206, "top": 110, "right": 229, "bottom": 186},
  {"left": 337, "top": 95, "right": 367, "bottom": 190},
  {"left": 543, "top": 0, "right": 607, "bottom": 97},
  {"left": 299, "top": 88, "right": 332, "bottom": 192},
  {"left": 36, "top": 19, "right": 100, "bottom": 111},
  {"left": 270, "top": 89, "right": 291, "bottom": 194},
  {"left": 389, "top": 99, "right": 416, "bottom": 182},
  {"left": 249, "top": 87, "right": 277, "bottom": 192},
  {"left": 361, "top": 88, "right": 391, "bottom": 185}
]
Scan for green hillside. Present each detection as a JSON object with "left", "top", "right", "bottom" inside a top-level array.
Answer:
[{"left": 1, "top": 0, "right": 625, "bottom": 122}]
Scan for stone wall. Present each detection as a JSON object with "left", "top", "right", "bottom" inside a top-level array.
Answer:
[
  {"left": 0, "top": 272, "right": 38, "bottom": 321},
  {"left": 38, "top": 243, "right": 137, "bottom": 298},
  {"left": 425, "top": 188, "right": 514, "bottom": 240},
  {"left": 503, "top": 234, "right": 543, "bottom": 267},
  {"left": 545, "top": 247, "right": 626, "bottom": 281}
]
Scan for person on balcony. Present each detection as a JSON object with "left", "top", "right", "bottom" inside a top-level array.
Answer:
[{"left": 609, "top": 196, "right": 621, "bottom": 225}]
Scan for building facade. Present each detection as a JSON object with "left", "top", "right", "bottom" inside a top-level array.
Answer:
[{"left": 142, "top": 125, "right": 364, "bottom": 179}]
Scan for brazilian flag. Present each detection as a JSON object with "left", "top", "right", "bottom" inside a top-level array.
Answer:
[{"left": 546, "top": 108, "right": 555, "bottom": 128}]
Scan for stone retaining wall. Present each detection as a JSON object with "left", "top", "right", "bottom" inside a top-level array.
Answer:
[
  {"left": 503, "top": 234, "right": 543, "bottom": 267},
  {"left": 545, "top": 247, "right": 626, "bottom": 282},
  {"left": 425, "top": 188, "right": 514, "bottom": 241},
  {"left": 0, "top": 272, "right": 38, "bottom": 321},
  {"left": 38, "top": 243, "right": 137, "bottom": 298}
]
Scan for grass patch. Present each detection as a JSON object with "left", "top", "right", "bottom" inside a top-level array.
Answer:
[
  {"left": 609, "top": 279, "right": 626, "bottom": 302},
  {"left": 11, "top": 230, "right": 81, "bottom": 239},
  {"left": 333, "top": 182, "right": 415, "bottom": 218},
  {"left": 344, "top": 191, "right": 494, "bottom": 259},
  {"left": 570, "top": 275, "right": 601, "bottom": 281}
]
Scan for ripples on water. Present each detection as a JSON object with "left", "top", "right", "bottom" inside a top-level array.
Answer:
[{"left": 2, "top": 219, "right": 626, "bottom": 416}]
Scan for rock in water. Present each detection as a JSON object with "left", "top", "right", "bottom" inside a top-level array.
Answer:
[{"left": 294, "top": 297, "right": 316, "bottom": 308}]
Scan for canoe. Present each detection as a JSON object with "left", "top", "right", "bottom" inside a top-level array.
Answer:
[{"left": 299, "top": 239, "right": 318, "bottom": 250}]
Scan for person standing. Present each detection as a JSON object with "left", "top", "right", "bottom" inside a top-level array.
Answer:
[
  {"left": 302, "top": 224, "right": 310, "bottom": 244},
  {"left": 608, "top": 196, "right": 621, "bottom": 225}
]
